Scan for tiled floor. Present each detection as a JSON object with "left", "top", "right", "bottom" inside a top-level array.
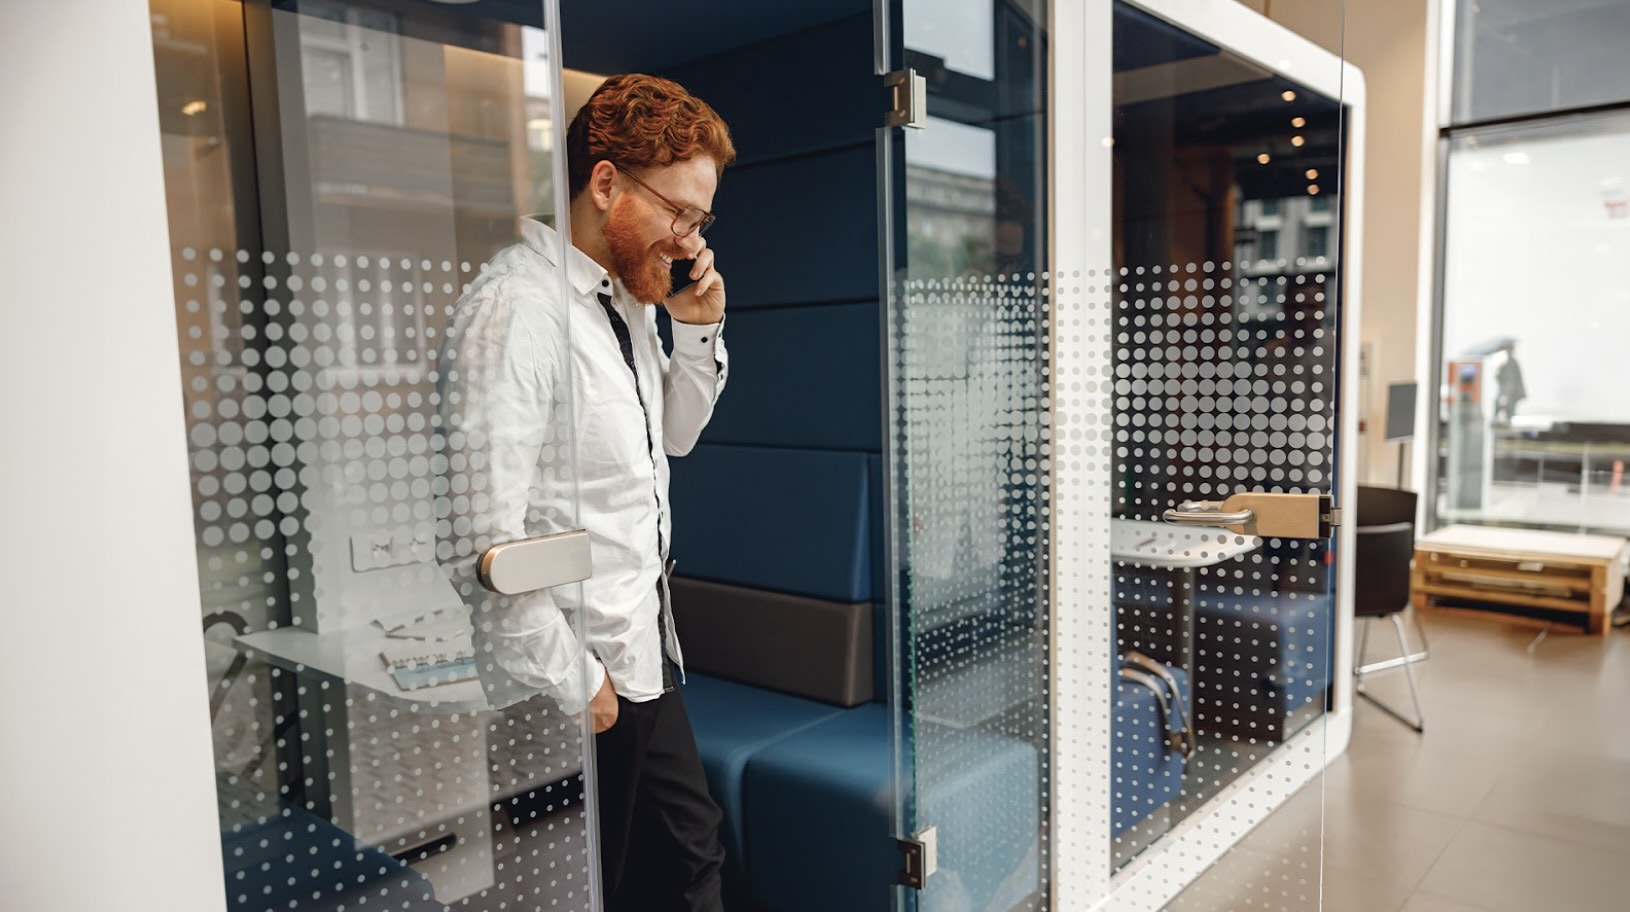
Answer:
[{"left": 1175, "top": 608, "right": 1630, "bottom": 911}]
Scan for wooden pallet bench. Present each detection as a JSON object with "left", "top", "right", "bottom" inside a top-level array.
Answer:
[{"left": 1412, "top": 525, "right": 1629, "bottom": 635}]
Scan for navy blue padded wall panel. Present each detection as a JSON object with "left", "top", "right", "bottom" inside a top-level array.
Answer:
[
  {"left": 701, "top": 145, "right": 878, "bottom": 310},
  {"left": 701, "top": 303, "right": 881, "bottom": 452},
  {"left": 669, "top": 444, "right": 871, "bottom": 603},
  {"left": 662, "top": 14, "right": 876, "bottom": 168},
  {"left": 867, "top": 453, "right": 886, "bottom": 700}
]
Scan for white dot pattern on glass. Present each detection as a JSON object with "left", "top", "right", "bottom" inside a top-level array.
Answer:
[
  {"left": 892, "top": 272, "right": 1052, "bottom": 910},
  {"left": 1107, "top": 260, "right": 1337, "bottom": 905},
  {"left": 182, "top": 248, "right": 592, "bottom": 910}
]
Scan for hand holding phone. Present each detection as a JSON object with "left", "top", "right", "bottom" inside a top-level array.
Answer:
[{"left": 663, "top": 240, "right": 725, "bottom": 325}]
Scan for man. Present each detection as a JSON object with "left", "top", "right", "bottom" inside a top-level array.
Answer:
[{"left": 437, "top": 74, "right": 734, "bottom": 912}]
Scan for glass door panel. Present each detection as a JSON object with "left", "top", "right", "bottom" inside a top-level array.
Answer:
[
  {"left": 1107, "top": 2, "right": 1349, "bottom": 909},
  {"left": 881, "top": 1, "right": 1053, "bottom": 909},
  {"left": 151, "top": 1, "right": 595, "bottom": 908}
]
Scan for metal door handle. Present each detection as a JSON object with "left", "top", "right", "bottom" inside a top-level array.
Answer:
[
  {"left": 1162, "top": 500, "right": 1255, "bottom": 527},
  {"left": 1161, "top": 493, "right": 1338, "bottom": 538},
  {"left": 479, "top": 530, "right": 592, "bottom": 595}
]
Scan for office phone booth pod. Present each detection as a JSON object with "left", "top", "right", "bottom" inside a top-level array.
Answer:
[{"left": 154, "top": 1, "right": 1355, "bottom": 910}]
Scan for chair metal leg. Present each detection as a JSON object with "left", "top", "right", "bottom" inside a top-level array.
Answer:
[
  {"left": 1410, "top": 603, "right": 1431, "bottom": 660},
  {"left": 1355, "top": 613, "right": 1426, "bottom": 733},
  {"left": 1356, "top": 604, "right": 1430, "bottom": 675}
]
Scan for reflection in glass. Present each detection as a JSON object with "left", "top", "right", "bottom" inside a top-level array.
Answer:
[
  {"left": 152, "top": 1, "right": 591, "bottom": 908},
  {"left": 893, "top": 1, "right": 1052, "bottom": 909},
  {"left": 1109, "top": 0, "right": 1341, "bottom": 884}
]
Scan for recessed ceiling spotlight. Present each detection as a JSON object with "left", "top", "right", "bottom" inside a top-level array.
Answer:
[
  {"left": 1292, "top": 116, "right": 1306, "bottom": 128},
  {"left": 1308, "top": 184, "right": 1321, "bottom": 195},
  {"left": 1258, "top": 153, "right": 1272, "bottom": 165},
  {"left": 1305, "top": 168, "right": 1319, "bottom": 180},
  {"left": 1282, "top": 90, "right": 1297, "bottom": 102},
  {"left": 1291, "top": 135, "right": 1306, "bottom": 147}
]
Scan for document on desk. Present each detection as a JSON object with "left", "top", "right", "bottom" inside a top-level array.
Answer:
[{"left": 377, "top": 609, "right": 477, "bottom": 691}]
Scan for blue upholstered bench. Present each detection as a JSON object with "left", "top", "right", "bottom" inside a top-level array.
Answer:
[
  {"left": 218, "top": 789, "right": 441, "bottom": 912},
  {"left": 1112, "top": 667, "right": 1190, "bottom": 837},
  {"left": 1195, "top": 590, "right": 1335, "bottom": 741},
  {"left": 682, "top": 673, "right": 846, "bottom": 889},
  {"left": 741, "top": 704, "right": 1040, "bottom": 912}
]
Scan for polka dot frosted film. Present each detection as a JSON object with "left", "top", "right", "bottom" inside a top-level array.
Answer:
[
  {"left": 892, "top": 273, "right": 1051, "bottom": 911},
  {"left": 181, "top": 247, "right": 593, "bottom": 911},
  {"left": 1110, "top": 259, "right": 1337, "bottom": 907}
]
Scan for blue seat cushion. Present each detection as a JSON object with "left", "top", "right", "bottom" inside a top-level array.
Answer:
[
  {"left": 219, "top": 801, "right": 440, "bottom": 912},
  {"left": 668, "top": 444, "right": 873, "bottom": 602},
  {"left": 682, "top": 673, "right": 846, "bottom": 885},
  {"left": 1195, "top": 591, "right": 1335, "bottom": 738},
  {"left": 1111, "top": 667, "right": 1190, "bottom": 837},
  {"left": 743, "top": 705, "right": 1039, "bottom": 912}
]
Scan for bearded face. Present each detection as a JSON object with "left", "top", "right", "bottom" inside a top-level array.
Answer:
[{"left": 603, "top": 194, "right": 682, "bottom": 303}]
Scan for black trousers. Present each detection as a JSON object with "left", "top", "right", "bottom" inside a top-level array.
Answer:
[{"left": 595, "top": 685, "right": 726, "bottom": 912}]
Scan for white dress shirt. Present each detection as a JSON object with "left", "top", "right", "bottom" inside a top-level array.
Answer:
[{"left": 437, "top": 217, "right": 727, "bottom": 716}]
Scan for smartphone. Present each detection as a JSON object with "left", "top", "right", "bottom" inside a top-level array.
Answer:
[{"left": 669, "top": 256, "right": 695, "bottom": 299}]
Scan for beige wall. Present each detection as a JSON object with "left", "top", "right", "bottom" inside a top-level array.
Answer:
[{"left": 1235, "top": 0, "right": 1436, "bottom": 488}]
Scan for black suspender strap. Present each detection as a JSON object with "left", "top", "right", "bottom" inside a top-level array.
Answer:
[{"left": 597, "top": 292, "right": 675, "bottom": 693}]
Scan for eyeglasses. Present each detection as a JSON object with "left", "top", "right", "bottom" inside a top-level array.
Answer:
[{"left": 618, "top": 167, "right": 717, "bottom": 238}]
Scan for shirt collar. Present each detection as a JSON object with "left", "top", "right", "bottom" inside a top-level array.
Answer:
[{"left": 520, "top": 216, "right": 613, "bottom": 299}]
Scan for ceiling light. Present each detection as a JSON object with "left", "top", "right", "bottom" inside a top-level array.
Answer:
[
  {"left": 181, "top": 100, "right": 207, "bottom": 117},
  {"left": 1308, "top": 185, "right": 1321, "bottom": 195},
  {"left": 1258, "top": 153, "right": 1272, "bottom": 165},
  {"left": 1292, "top": 116, "right": 1306, "bottom": 128},
  {"left": 1305, "top": 168, "right": 1319, "bottom": 180},
  {"left": 1291, "top": 135, "right": 1306, "bottom": 147},
  {"left": 1282, "top": 90, "right": 1297, "bottom": 102}
]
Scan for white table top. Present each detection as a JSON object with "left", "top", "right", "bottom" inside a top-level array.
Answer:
[
  {"left": 1110, "top": 518, "right": 1262, "bottom": 569},
  {"left": 236, "top": 625, "right": 489, "bottom": 711},
  {"left": 1419, "top": 524, "right": 1630, "bottom": 564}
]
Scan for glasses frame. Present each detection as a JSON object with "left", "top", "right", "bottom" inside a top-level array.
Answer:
[{"left": 617, "top": 166, "right": 717, "bottom": 238}]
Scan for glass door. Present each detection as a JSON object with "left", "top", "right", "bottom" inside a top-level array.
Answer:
[
  {"left": 877, "top": 1, "right": 1054, "bottom": 910},
  {"left": 880, "top": 1, "right": 1354, "bottom": 910},
  {"left": 151, "top": 1, "right": 597, "bottom": 909},
  {"left": 1092, "top": 2, "right": 1354, "bottom": 908}
]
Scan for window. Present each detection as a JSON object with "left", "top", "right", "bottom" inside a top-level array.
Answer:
[
  {"left": 1306, "top": 226, "right": 1329, "bottom": 259},
  {"left": 1309, "top": 194, "right": 1331, "bottom": 213},
  {"left": 1452, "top": 0, "right": 1630, "bottom": 125},
  {"left": 1436, "top": 112, "right": 1630, "bottom": 534},
  {"left": 1261, "top": 198, "right": 1281, "bottom": 217},
  {"left": 1258, "top": 229, "right": 1279, "bottom": 261},
  {"left": 298, "top": 1, "right": 404, "bottom": 124}
]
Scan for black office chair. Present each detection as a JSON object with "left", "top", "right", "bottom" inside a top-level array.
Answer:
[{"left": 1353, "top": 485, "right": 1426, "bottom": 732}]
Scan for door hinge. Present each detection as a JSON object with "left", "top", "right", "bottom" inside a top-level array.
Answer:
[
  {"left": 896, "top": 826, "right": 938, "bottom": 889},
  {"left": 884, "top": 68, "right": 926, "bottom": 129}
]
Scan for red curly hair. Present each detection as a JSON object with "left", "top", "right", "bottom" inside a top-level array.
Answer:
[{"left": 566, "top": 74, "right": 736, "bottom": 198}]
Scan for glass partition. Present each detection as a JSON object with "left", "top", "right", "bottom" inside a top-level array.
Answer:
[
  {"left": 151, "top": 1, "right": 596, "bottom": 908},
  {"left": 884, "top": 0, "right": 1053, "bottom": 908}
]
